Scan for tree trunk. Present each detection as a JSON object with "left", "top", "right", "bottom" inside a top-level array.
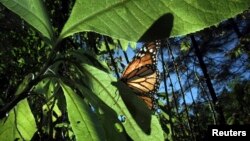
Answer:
[{"left": 190, "top": 35, "right": 226, "bottom": 124}]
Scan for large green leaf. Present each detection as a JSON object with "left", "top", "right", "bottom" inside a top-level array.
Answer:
[
  {"left": 61, "top": 83, "right": 105, "bottom": 141},
  {"left": 0, "top": 99, "right": 36, "bottom": 141},
  {"left": 0, "top": 0, "right": 53, "bottom": 42},
  {"left": 65, "top": 51, "right": 129, "bottom": 140},
  {"left": 68, "top": 50, "right": 164, "bottom": 140},
  {"left": 78, "top": 63, "right": 164, "bottom": 141},
  {"left": 60, "top": 0, "right": 250, "bottom": 42},
  {"left": 72, "top": 82, "right": 128, "bottom": 141}
]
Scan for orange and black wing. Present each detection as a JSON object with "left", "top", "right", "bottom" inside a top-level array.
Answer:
[
  {"left": 120, "top": 40, "right": 160, "bottom": 109},
  {"left": 122, "top": 65, "right": 159, "bottom": 94},
  {"left": 121, "top": 41, "right": 160, "bottom": 79}
]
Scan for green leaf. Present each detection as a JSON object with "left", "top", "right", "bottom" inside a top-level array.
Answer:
[
  {"left": 69, "top": 51, "right": 164, "bottom": 140},
  {"left": 72, "top": 82, "right": 128, "bottom": 141},
  {"left": 180, "top": 41, "right": 191, "bottom": 53},
  {"left": 60, "top": 83, "right": 105, "bottom": 141},
  {"left": 79, "top": 63, "right": 164, "bottom": 140},
  {"left": 60, "top": 0, "right": 250, "bottom": 41},
  {"left": 15, "top": 73, "right": 34, "bottom": 96},
  {"left": 0, "top": 99, "right": 36, "bottom": 141},
  {"left": 64, "top": 51, "right": 128, "bottom": 140},
  {"left": 119, "top": 39, "right": 136, "bottom": 51},
  {"left": 0, "top": 0, "right": 53, "bottom": 42}
]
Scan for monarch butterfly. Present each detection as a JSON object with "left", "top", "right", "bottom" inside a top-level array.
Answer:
[{"left": 120, "top": 40, "right": 161, "bottom": 109}]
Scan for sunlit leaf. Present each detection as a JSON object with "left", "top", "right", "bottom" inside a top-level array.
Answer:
[
  {"left": 61, "top": 83, "right": 105, "bottom": 141},
  {"left": 72, "top": 83, "right": 128, "bottom": 141},
  {"left": 0, "top": 0, "right": 53, "bottom": 42},
  {"left": 0, "top": 99, "right": 36, "bottom": 141},
  {"left": 119, "top": 39, "right": 136, "bottom": 50},
  {"left": 78, "top": 63, "right": 164, "bottom": 140},
  {"left": 60, "top": 0, "right": 250, "bottom": 41}
]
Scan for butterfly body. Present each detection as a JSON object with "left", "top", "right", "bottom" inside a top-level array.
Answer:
[{"left": 120, "top": 41, "right": 160, "bottom": 109}]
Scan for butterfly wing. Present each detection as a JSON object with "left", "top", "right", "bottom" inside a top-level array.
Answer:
[
  {"left": 120, "top": 41, "right": 160, "bottom": 109},
  {"left": 125, "top": 65, "right": 159, "bottom": 94},
  {"left": 121, "top": 41, "right": 160, "bottom": 78}
]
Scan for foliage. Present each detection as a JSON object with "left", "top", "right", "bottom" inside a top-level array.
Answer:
[{"left": 0, "top": 0, "right": 250, "bottom": 141}]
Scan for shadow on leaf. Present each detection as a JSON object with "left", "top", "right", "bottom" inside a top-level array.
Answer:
[
  {"left": 112, "top": 81, "right": 153, "bottom": 135},
  {"left": 138, "top": 13, "right": 174, "bottom": 42}
]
